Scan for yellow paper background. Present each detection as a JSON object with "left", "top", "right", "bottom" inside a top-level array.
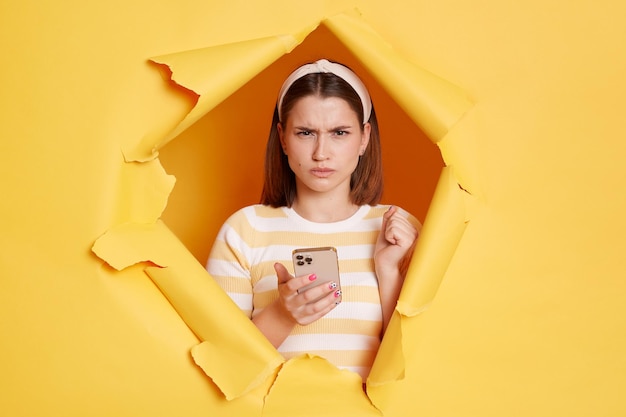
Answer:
[{"left": 2, "top": 1, "right": 625, "bottom": 417}]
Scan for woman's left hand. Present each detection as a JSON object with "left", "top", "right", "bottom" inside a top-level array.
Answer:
[{"left": 374, "top": 206, "right": 418, "bottom": 276}]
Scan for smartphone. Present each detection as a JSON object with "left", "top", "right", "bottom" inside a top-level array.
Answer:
[{"left": 292, "top": 246, "right": 341, "bottom": 294}]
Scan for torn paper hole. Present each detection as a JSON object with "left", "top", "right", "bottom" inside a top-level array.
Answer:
[{"left": 92, "top": 9, "right": 475, "bottom": 415}]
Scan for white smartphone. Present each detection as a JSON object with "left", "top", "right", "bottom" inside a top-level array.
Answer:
[{"left": 292, "top": 246, "right": 341, "bottom": 293}]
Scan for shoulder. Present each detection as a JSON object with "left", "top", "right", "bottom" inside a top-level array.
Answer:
[{"left": 223, "top": 204, "right": 288, "bottom": 227}]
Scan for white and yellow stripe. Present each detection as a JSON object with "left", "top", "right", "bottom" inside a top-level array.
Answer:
[{"left": 207, "top": 204, "right": 416, "bottom": 381}]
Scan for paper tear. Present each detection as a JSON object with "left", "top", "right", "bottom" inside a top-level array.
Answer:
[
  {"left": 263, "top": 355, "right": 379, "bottom": 416},
  {"left": 322, "top": 11, "right": 473, "bottom": 143},
  {"left": 110, "top": 158, "right": 176, "bottom": 224},
  {"left": 438, "top": 108, "right": 482, "bottom": 198},
  {"left": 367, "top": 166, "right": 470, "bottom": 402},
  {"left": 92, "top": 9, "right": 476, "bottom": 413},
  {"left": 94, "top": 220, "right": 285, "bottom": 398},
  {"left": 146, "top": 31, "right": 313, "bottom": 151},
  {"left": 143, "top": 234, "right": 285, "bottom": 400},
  {"left": 396, "top": 300, "right": 431, "bottom": 317},
  {"left": 122, "top": 63, "right": 201, "bottom": 163},
  {"left": 367, "top": 309, "right": 406, "bottom": 387},
  {"left": 192, "top": 341, "right": 284, "bottom": 401},
  {"left": 92, "top": 221, "right": 173, "bottom": 270},
  {"left": 399, "top": 166, "right": 470, "bottom": 311},
  {"left": 121, "top": 32, "right": 313, "bottom": 162}
]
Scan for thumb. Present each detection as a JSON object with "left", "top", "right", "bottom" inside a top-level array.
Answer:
[{"left": 274, "top": 262, "right": 291, "bottom": 285}]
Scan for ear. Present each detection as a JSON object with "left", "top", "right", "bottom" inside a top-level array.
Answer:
[
  {"left": 360, "top": 122, "right": 371, "bottom": 155},
  {"left": 277, "top": 122, "right": 287, "bottom": 154}
]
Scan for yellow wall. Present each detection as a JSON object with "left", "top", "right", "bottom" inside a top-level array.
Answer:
[{"left": 2, "top": 1, "right": 625, "bottom": 416}]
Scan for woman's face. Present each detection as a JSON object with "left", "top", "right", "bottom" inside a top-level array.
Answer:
[{"left": 278, "top": 95, "right": 371, "bottom": 199}]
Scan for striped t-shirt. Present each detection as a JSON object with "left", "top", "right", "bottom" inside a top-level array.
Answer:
[{"left": 206, "top": 204, "right": 418, "bottom": 380}]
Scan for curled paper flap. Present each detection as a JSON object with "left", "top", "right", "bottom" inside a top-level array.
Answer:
[
  {"left": 322, "top": 11, "right": 473, "bottom": 143},
  {"left": 368, "top": 166, "right": 469, "bottom": 390},
  {"left": 367, "top": 309, "right": 405, "bottom": 387},
  {"left": 124, "top": 28, "right": 315, "bottom": 162},
  {"left": 147, "top": 257, "right": 284, "bottom": 400},
  {"left": 143, "top": 280, "right": 282, "bottom": 401},
  {"left": 399, "top": 166, "right": 469, "bottom": 310},
  {"left": 94, "top": 219, "right": 283, "bottom": 399}
]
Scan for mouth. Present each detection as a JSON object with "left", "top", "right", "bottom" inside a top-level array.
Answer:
[{"left": 311, "top": 167, "right": 334, "bottom": 178}]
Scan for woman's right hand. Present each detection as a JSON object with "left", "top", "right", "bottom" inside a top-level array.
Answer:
[
  {"left": 273, "top": 262, "right": 341, "bottom": 326},
  {"left": 252, "top": 263, "right": 341, "bottom": 348}
]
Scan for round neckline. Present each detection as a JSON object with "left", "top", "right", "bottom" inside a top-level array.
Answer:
[{"left": 283, "top": 205, "right": 370, "bottom": 228}]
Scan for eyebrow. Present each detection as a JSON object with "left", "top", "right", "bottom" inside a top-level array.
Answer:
[{"left": 293, "top": 125, "right": 355, "bottom": 131}]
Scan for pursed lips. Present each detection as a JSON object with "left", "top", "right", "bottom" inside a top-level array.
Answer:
[{"left": 310, "top": 167, "right": 334, "bottom": 178}]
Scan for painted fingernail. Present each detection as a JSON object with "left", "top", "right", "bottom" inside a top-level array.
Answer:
[
  {"left": 334, "top": 290, "right": 342, "bottom": 298},
  {"left": 328, "top": 282, "right": 337, "bottom": 290},
  {"left": 335, "top": 301, "right": 340, "bottom": 305},
  {"left": 308, "top": 274, "right": 317, "bottom": 281}
]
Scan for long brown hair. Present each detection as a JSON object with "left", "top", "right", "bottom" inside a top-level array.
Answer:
[{"left": 261, "top": 67, "right": 383, "bottom": 207}]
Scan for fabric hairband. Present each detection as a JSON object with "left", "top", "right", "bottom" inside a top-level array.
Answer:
[{"left": 276, "top": 59, "right": 372, "bottom": 124}]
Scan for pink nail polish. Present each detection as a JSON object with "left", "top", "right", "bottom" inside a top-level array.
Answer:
[
  {"left": 328, "top": 282, "right": 337, "bottom": 290},
  {"left": 334, "top": 290, "right": 342, "bottom": 298},
  {"left": 308, "top": 274, "right": 317, "bottom": 281}
]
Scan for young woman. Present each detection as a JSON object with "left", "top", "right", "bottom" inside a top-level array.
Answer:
[{"left": 207, "top": 59, "right": 420, "bottom": 381}]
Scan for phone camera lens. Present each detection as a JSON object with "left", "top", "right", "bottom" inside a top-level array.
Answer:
[{"left": 296, "top": 255, "right": 304, "bottom": 260}]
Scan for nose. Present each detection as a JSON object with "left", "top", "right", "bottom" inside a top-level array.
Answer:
[{"left": 312, "top": 136, "right": 329, "bottom": 161}]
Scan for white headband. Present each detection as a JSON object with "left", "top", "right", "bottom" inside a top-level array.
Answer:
[{"left": 277, "top": 59, "right": 372, "bottom": 124}]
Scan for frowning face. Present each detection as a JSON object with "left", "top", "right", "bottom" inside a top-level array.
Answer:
[{"left": 278, "top": 95, "right": 370, "bottom": 200}]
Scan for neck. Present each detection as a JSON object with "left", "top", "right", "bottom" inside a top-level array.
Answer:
[{"left": 292, "top": 195, "right": 360, "bottom": 223}]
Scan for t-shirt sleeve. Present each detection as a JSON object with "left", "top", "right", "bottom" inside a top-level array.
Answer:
[{"left": 206, "top": 210, "right": 254, "bottom": 318}]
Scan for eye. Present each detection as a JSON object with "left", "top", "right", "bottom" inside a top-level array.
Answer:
[
  {"left": 333, "top": 129, "right": 351, "bottom": 137},
  {"left": 297, "top": 130, "right": 313, "bottom": 137}
]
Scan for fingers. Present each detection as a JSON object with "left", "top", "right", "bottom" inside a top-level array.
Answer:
[
  {"left": 299, "top": 280, "right": 340, "bottom": 303},
  {"left": 275, "top": 262, "right": 338, "bottom": 297},
  {"left": 274, "top": 262, "right": 342, "bottom": 326},
  {"left": 291, "top": 285, "right": 342, "bottom": 326},
  {"left": 382, "top": 207, "right": 418, "bottom": 247}
]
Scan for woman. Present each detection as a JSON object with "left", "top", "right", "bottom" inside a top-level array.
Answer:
[{"left": 207, "top": 59, "right": 420, "bottom": 381}]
